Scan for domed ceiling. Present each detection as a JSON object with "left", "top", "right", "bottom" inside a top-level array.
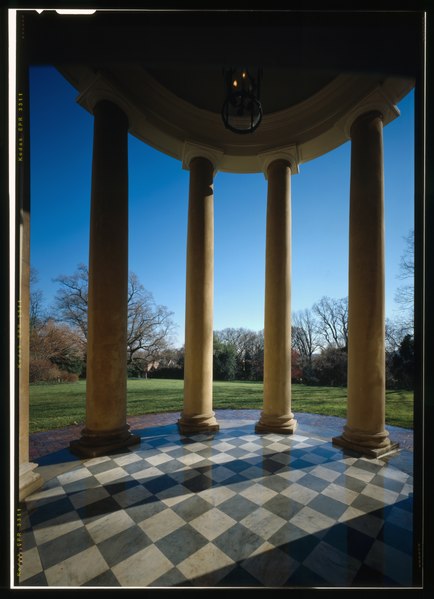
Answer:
[{"left": 25, "top": 9, "right": 419, "bottom": 173}]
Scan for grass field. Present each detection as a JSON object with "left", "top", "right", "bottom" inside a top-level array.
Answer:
[{"left": 28, "top": 379, "right": 414, "bottom": 433}]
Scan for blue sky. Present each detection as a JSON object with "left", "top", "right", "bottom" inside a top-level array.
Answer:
[{"left": 29, "top": 66, "right": 414, "bottom": 346}]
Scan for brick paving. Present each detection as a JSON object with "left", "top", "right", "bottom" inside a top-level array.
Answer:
[{"left": 29, "top": 410, "right": 414, "bottom": 461}]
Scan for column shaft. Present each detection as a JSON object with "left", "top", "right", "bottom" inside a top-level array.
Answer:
[
  {"left": 18, "top": 67, "right": 43, "bottom": 501},
  {"left": 70, "top": 100, "right": 139, "bottom": 457},
  {"left": 256, "top": 159, "right": 297, "bottom": 434},
  {"left": 333, "top": 111, "right": 398, "bottom": 457},
  {"left": 179, "top": 157, "right": 219, "bottom": 434}
]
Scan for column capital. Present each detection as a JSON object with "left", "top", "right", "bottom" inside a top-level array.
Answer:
[
  {"left": 257, "top": 145, "right": 300, "bottom": 178},
  {"left": 342, "top": 85, "right": 400, "bottom": 139},
  {"left": 182, "top": 141, "right": 224, "bottom": 175},
  {"left": 77, "top": 71, "right": 132, "bottom": 127}
]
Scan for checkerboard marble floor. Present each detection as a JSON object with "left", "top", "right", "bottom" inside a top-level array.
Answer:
[{"left": 18, "top": 419, "right": 415, "bottom": 588}]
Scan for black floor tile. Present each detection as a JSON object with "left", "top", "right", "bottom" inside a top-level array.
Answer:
[
  {"left": 290, "top": 458, "right": 317, "bottom": 470},
  {"left": 226, "top": 447, "right": 253, "bottom": 458},
  {"left": 353, "top": 458, "right": 384, "bottom": 473},
  {"left": 260, "top": 457, "right": 287, "bottom": 474},
  {"left": 86, "top": 459, "right": 118, "bottom": 475},
  {"left": 213, "top": 523, "right": 264, "bottom": 562},
  {"left": 334, "top": 473, "right": 367, "bottom": 493},
  {"left": 370, "top": 473, "right": 408, "bottom": 493},
  {"left": 297, "top": 473, "right": 330, "bottom": 493},
  {"left": 20, "top": 571, "right": 48, "bottom": 586},
  {"left": 142, "top": 474, "right": 179, "bottom": 495},
  {"left": 311, "top": 446, "right": 341, "bottom": 459},
  {"left": 395, "top": 495, "right": 414, "bottom": 512},
  {"left": 351, "top": 563, "right": 402, "bottom": 587},
  {"left": 284, "top": 564, "right": 330, "bottom": 587},
  {"left": 351, "top": 493, "right": 389, "bottom": 515},
  {"left": 325, "top": 460, "right": 351, "bottom": 474},
  {"left": 62, "top": 476, "right": 101, "bottom": 494},
  {"left": 224, "top": 459, "right": 254, "bottom": 474},
  {"left": 37, "top": 526, "right": 94, "bottom": 570},
  {"left": 163, "top": 447, "right": 189, "bottom": 459},
  {"left": 182, "top": 474, "right": 214, "bottom": 493},
  {"left": 170, "top": 494, "right": 212, "bottom": 522},
  {"left": 125, "top": 495, "right": 166, "bottom": 523},
  {"left": 322, "top": 523, "right": 374, "bottom": 561},
  {"left": 270, "top": 452, "right": 292, "bottom": 467},
  {"left": 217, "top": 494, "right": 258, "bottom": 521},
  {"left": 122, "top": 460, "right": 148, "bottom": 475},
  {"left": 104, "top": 478, "right": 140, "bottom": 496},
  {"left": 278, "top": 531, "right": 322, "bottom": 562},
  {"left": 149, "top": 566, "right": 189, "bottom": 587},
  {"left": 268, "top": 521, "right": 308, "bottom": 548},
  {"left": 262, "top": 494, "right": 304, "bottom": 520},
  {"left": 76, "top": 496, "right": 121, "bottom": 524},
  {"left": 83, "top": 569, "right": 121, "bottom": 587},
  {"left": 259, "top": 474, "right": 290, "bottom": 493},
  {"left": 308, "top": 494, "right": 349, "bottom": 520},
  {"left": 97, "top": 522, "right": 152, "bottom": 567},
  {"left": 377, "top": 521, "right": 414, "bottom": 555},
  {"left": 21, "top": 527, "right": 36, "bottom": 552},
  {"left": 217, "top": 564, "right": 262, "bottom": 587},
  {"left": 154, "top": 523, "right": 208, "bottom": 565},
  {"left": 28, "top": 496, "right": 76, "bottom": 527}
]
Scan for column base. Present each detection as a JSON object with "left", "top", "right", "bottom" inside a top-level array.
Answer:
[
  {"left": 332, "top": 425, "right": 399, "bottom": 458},
  {"left": 19, "top": 462, "right": 43, "bottom": 502},
  {"left": 178, "top": 412, "right": 219, "bottom": 435},
  {"left": 255, "top": 412, "right": 297, "bottom": 435},
  {"left": 70, "top": 424, "right": 140, "bottom": 458}
]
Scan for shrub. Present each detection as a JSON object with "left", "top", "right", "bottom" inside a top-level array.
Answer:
[
  {"left": 29, "top": 359, "right": 61, "bottom": 383},
  {"left": 149, "top": 367, "right": 184, "bottom": 380},
  {"left": 59, "top": 371, "right": 79, "bottom": 383},
  {"left": 310, "top": 347, "right": 348, "bottom": 387},
  {"left": 29, "top": 358, "right": 80, "bottom": 383}
]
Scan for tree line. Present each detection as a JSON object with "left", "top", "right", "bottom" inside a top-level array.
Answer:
[
  {"left": 206, "top": 297, "right": 413, "bottom": 390},
  {"left": 30, "top": 229, "right": 414, "bottom": 389}
]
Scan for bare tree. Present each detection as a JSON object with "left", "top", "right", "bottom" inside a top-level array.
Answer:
[
  {"left": 312, "top": 296, "right": 348, "bottom": 350},
  {"left": 53, "top": 264, "right": 176, "bottom": 369},
  {"left": 53, "top": 263, "right": 88, "bottom": 345},
  {"left": 292, "top": 308, "right": 321, "bottom": 367},
  {"left": 30, "top": 267, "right": 46, "bottom": 330},
  {"left": 394, "top": 228, "right": 414, "bottom": 334},
  {"left": 385, "top": 317, "right": 408, "bottom": 354},
  {"left": 126, "top": 272, "right": 176, "bottom": 373}
]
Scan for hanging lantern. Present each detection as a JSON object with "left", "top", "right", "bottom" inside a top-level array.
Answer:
[{"left": 221, "top": 67, "right": 263, "bottom": 134}]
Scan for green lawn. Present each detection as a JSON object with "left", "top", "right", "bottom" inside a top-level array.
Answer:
[{"left": 29, "top": 379, "right": 414, "bottom": 433}]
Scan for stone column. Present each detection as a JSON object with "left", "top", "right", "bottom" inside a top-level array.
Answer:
[
  {"left": 19, "top": 202, "right": 43, "bottom": 500},
  {"left": 333, "top": 111, "right": 398, "bottom": 458},
  {"left": 256, "top": 159, "right": 297, "bottom": 434},
  {"left": 70, "top": 100, "right": 139, "bottom": 458},
  {"left": 18, "top": 67, "right": 43, "bottom": 501},
  {"left": 178, "top": 157, "right": 219, "bottom": 434}
]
